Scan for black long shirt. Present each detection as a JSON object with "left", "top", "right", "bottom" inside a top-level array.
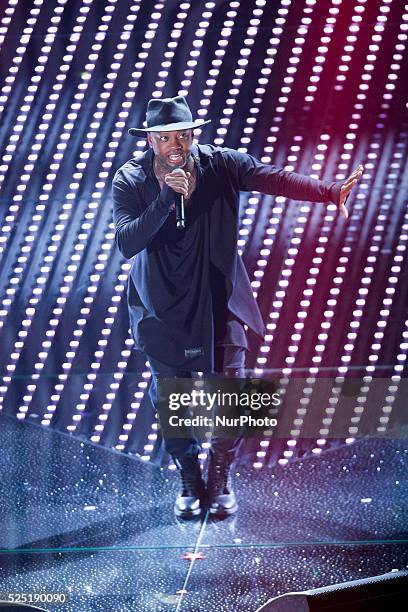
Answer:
[{"left": 112, "top": 144, "right": 344, "bottom": 371}]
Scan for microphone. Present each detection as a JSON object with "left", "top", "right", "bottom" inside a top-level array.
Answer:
[
  {"left": 176, "top": 192, "right": 185, "bottom": 230},
  {"left": 171, "top": 168, "right": 186, "bottom": 230}
]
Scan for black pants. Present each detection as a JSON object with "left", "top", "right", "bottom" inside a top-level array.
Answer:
[{"left": 148, "top": 346, "right": 246, "bottom": 460}]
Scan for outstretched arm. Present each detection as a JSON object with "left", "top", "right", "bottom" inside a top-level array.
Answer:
[{"left": 226, "top": 149, "right": 363, "bottom": 218}]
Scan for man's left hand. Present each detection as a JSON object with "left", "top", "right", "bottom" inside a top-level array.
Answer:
[{"left": 339, "top": 164, "right": 364, "bottom": 219}]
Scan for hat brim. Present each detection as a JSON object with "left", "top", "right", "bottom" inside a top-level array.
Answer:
[{"left": 128, "top": 119, "right": 211, "bottom": 136}]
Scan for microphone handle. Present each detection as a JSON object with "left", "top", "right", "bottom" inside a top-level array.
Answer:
[{"left": 176, "top": 193, "right": 185, "bottom": 230}]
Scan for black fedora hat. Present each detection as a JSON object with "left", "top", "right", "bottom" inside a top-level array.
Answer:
[{"left": 128, "top": 96, "right": 211, "bottom": 135}]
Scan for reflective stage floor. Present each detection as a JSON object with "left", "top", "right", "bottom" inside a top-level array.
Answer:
[{"left": 0, "top": 413, "right": 407, "bottom": 611}]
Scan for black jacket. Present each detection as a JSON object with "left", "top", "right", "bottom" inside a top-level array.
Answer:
[{"left": 112, "top": 144, "right": 344, "bottom": 370}]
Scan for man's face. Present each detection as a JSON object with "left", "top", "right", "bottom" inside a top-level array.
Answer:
[{"left": 147, "top": 129, "right": 194, "bottom": 170}]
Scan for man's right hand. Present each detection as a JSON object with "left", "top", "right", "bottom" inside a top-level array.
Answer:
[{"left": 164, "top": 169, "right": 190, "bottom": 197}]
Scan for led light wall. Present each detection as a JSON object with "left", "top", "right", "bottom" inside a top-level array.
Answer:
[{"left": 0, "top": 0, "right": 406, "bottom": 468}]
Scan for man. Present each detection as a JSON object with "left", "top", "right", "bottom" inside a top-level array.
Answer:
[{"left": 112, "top": 96, "right": 363, "bottom": 519}]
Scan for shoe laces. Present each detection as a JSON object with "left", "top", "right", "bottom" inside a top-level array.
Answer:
[
  {"left": 176, "top": 460, "right": 203, "bottom": 497},
  {"left": 209, "top": 454, "right": 232, "bottom": 494},
  {"left": 180, "top": 473, "right": 199, "bottom": 497}
]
